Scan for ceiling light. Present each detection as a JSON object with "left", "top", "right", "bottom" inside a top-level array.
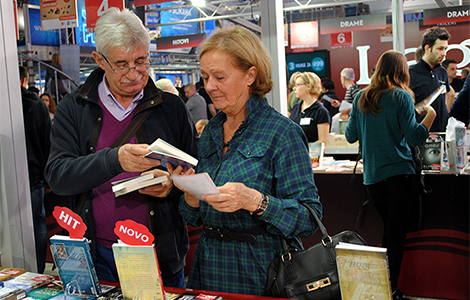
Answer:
[{"left": 191, "top": 0, "right": 205, "bottom": 7}]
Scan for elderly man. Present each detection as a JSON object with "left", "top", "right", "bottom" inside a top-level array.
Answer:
[
  {"left": 410, "top": 26, "right": 451, "bottom": 132},
  {"left": 184, "top": 83, "right": 208, "bottom": 123},
  {"left": 45, "top": 8, "right": 197, "bottom": 287}
]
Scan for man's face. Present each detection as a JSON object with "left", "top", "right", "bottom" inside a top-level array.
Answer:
[
  {"left": 446, "top": 63, "right": 458, "bottom": 80},
  {"left": 93, "top": 45, "right": 150, "bottom": 101},
  {"left": 424, "top": 38, "right": 448, "bottom": 67},
  {"left": 184, "top": 87, "right": 194, "bottom": 99}
]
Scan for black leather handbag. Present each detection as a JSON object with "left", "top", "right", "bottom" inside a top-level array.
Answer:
[{"left": 264, "top": 203, "right": 367, "bottom": 299}]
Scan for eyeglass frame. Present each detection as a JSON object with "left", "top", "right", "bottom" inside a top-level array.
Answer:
[
  {"left": 294, "top": 83, "right": 307, "bottom": 87},
  {"left": 99, "top": 52, "right": 151, "bottom": 75}
]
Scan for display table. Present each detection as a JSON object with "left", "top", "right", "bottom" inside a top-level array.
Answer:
[
  {"left": 307, "top": 171, "right": 469, "bottom": 300},
  {"left": 164, "top": 287, "right": 291, "bottom": 300}
]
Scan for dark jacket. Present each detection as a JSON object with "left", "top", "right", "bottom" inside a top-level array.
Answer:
[
  {"left": 45, "top": 68, "right": 198, "bottom": 278},
  {"left": 450, "top": 76, "right": 470, "bottom": 127},
  {"left": 21, "top": 86, "right": 51, "bottom": 186},
  {"left": 319, "top": 89, "right": 340, "bottom": 119}
]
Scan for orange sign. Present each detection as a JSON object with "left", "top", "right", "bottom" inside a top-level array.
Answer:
[{"left": 52, "top": 206, "right": 87, "bottom": 239}]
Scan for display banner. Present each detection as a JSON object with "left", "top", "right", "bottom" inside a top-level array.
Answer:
[
  {"left": 40, "top": 0, "right": 78, "bottom": 30},
  {"left": 331, "top": 32, "right": 353, "bottom": 49},
  {"left": 30, "top": 8, "right": 60, "bottom": 46},
  {"left": 423, "top": 5, "right": 469, "bottom": 25},
  {"left": 290, "top": 21, "right": 318, "bottom": 53},
  {"left": 160, "top": 1, "right": 198, "bottom": 37},
  {"left": 76, "top": 0, "right": 95, "bottom": 47},
  {"left": 320, "top": 14, "right": 386, "bottom": 35},
  {"left": 135, "top": 0, "right": 173, "bottom": 6},
  {"left": 155, "top": 33, "right": 205, "bottom": 50},
  {"left": 84, "top": 0, "right": 124, "bottom": 33}
]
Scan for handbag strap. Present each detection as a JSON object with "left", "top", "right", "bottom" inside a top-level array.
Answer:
[{"left": 299, "top": 202, "right": 330, "bottom": 244}]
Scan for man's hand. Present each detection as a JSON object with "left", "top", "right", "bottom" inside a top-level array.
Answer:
[
  {"left": 139, "top": 169, "right": 173, "bottom": 198},
  {"left": 331, "top": 100, "right": 341, "bottom": 108},
  {"left": 118, "top": 144, "right": 160, "bottom": 173}
]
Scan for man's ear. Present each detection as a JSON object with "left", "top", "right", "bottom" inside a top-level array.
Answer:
[
  {"left": 246, "top": 66, "right": 257, "bottom": 86},
  {"left": 92, "top": 51, "right": 105, "bottom": 70},
  {"left": 20, "top": 77, "right": 27, "bottom": 88}
]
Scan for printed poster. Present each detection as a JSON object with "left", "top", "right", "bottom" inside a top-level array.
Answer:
[{"left": 40, "top": 0, "right": 78, "bottom": 30}]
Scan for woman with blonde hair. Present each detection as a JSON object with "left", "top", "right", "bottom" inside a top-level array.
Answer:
[
  {"left": 289, "top": 72, "right": 331, "bottom": 144},
  {"left": 345, "top": 50, "right": 436, "bottom": 300}
]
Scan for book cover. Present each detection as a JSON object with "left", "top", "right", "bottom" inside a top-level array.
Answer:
[
  {"left": 175, "top": 294, "right": 222, "bottom": 300},
  {"left": 171, "top": 173, "right": 219, "bottom": 200},
  {"left": 50, "top": 235, "right": 102, "bottom": 297},
  {"left": 112, "top": 243, "right": 166, "bottom": 300},
  {"left": 426, "top": 132, "right": 448, "bottom": 171},
  {"left": 336, "top": 243, "right": 392, "bottom": 300},
  {"left": 2, "top": 273, "right": 54, "bottom": 293},
  {"left": 418, "top": 140, "right": 443, "bottom": 172},
  {"left": 146, "top": 138, "right": 198, "bottom": 170},
  {"left": 0, "top": 268, "right": 27, "bottom": 284},
  {"left": 25, "top": 284, "right": 64, "bottom": 300},
  {"left": 112, "top": 174, "right": 168, "bottom": 197},
  {"left": 0, "top": 287, "right": 27, "bottom": 300},
  {"left": 308, "top": 142, "right": 325, "bottom": 168}
]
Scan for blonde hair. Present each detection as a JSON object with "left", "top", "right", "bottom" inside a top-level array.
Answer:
[
  {"left": 155, "top": 78, "right": 179, "bottom": 96},
  {"left": 295, "top": 72, "right": 322, "bottom": 98},
  {"left": 199, "top": 26, "right": 273, "bottom": 99}
]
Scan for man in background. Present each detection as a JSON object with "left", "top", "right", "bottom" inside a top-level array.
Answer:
[
  {"left": 330, "top": 68, "right": 361, "bottom": 133},
  {"left": 184, "top": 82, "right": 208, "bottom": 123},
  {"left": 443, "top": 59, "right": 464, "bottom": 93},
  {"left": 410, "top": 26, "right": 452, "bottom": 132},
  {"left": 19, "top": 65, "right": 52, "bottom": 274}
]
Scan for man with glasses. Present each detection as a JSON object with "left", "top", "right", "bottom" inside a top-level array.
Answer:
[{"left": 45, "top": 8, "right": 197, "bottom": 288}]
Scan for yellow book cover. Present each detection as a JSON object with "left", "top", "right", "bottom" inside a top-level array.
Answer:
[
  {"left": 112, "top": 243, "right": 166, "bottom": 300},
  {"left": 336, "top": 243, "right": 392, "bottom": 300}
]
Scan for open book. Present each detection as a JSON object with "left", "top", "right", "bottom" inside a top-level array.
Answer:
[
  {"left": 172, "top": 173, "right": 219, "bottom": 200},
  {"left": 145, "top": 138, "right": 198, "bottom": 170},
  {"left": 112, "top": 174, "right": 168, "bottom": 197},
  {"left": 415, "top": 85, "right": 445, "bottom": 114}
]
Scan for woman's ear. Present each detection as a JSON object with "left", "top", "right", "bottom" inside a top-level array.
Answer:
[{"left": 246, "top": 66, "right": 257, "bottom": 86}]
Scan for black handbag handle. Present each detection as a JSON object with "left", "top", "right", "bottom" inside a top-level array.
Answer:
[{"left": 299, "top": 202, "right": 331, "bottom": 244}]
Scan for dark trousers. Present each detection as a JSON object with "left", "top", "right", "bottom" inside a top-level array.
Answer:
[
  {"left": 95, "top": 244, "right": 185, "bottom": 288},
  {"left": 30, "top": 182, "right": 47, "bottom": 274},
  {"left": 366, "top": 174, "right": 415, "bottom": 291}
]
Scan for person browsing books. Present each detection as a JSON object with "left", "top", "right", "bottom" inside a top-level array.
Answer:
[
  {"left": 345, "top": 50, "right": 436, "bottom": 300},
  {"left": 45, "top": 8, "right": 197, "bottom": 288},
  {"left": 169, "top": 26, "right": 322, "bottom": 296},
  {"left": 289, "top": 72, "right": 331, "bottom": 144}
]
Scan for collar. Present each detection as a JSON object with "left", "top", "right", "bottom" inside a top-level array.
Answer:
[{"left": 419, "top": 57, "right": 441, "bottom": 71}]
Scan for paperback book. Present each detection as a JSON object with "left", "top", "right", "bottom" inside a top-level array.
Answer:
[
  {"left": 308, "top": 142, "right": 325, "bottom": 168},
  {"left": 336, "top": 243, "right": 392, "bottom": 300},
  {"left": 146, "top": 138, "right": 198, "bottom": 170},
  {"left": 1, "top": 273, "right": 54, "bottom": 293},
  {"left": 0, "top": 287, "right": 27, "bottom": 300},
  {"left": 171, "top": 173, "right": 219, "bottom": 200},
  {"left": 112, "top": 242, "right": 166, "bottom": 300},
  {"left": 112, "top": 174, "right": 168, "bottom": 197},
  {"left": 418, "top": 138, "right": 444, "bottom": 172},
  {"left": 0, "top": 268, "right": 27, "bottom": 284},
  {"left": 49, "top": 235, "right": 102, "bottom": 297},
  {"left": 414, "top": 85, "right": 445, "bottom": 114}
]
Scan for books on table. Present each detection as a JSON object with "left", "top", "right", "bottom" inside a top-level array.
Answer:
[
  {"left": 146, "top": 138, "right": 198, "bottom": 170},
  {"left": 49, "top": 235, "right": 101, "bottom": 297},
  {"left": 0, "top": 287, "right": 27, "bottom": 300},
  {"left": 112, "top": 173, "right": 168, "bottom": 197},
  {"left": 308, "top": 142, "right": 325, "bottom": 168},
  {"left": 335, "top": 242, "right": 392, "bottom": 300},
  {"left": 112, "top": 242, "right": 166, "bottom": 300},
  {"left": 1, "top": 273, "right": 54, "bottom": 293}
]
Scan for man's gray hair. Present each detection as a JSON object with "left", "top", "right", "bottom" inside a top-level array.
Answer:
[
  {"left": 341, "top": 67, "right": 355, "bottom": 81},
  {"left": 94, "top": 7, "right": 150, "bottom": 56}
]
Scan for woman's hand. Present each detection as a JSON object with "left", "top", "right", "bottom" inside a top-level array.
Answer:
[
  {"left": 202, "top": 182, "right": 262, "bottom": 213},
  {"left": 167, "top": 164, "right": 200, "bottom": 208},
  {"left": 139, "top": 169, "right": 173, "bottom": 198}
]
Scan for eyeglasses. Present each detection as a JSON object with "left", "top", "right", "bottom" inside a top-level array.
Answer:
[
  {"left": 100, "top": 53, "right": 150, "bottom": 75},
  {"left": 294, "top": 83, "right": 307, "bottom": 87}
]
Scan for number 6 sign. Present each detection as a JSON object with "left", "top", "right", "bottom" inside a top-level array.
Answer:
[
  {"left": 84, "top": 0, "right": 124, "bottom": 33},
  {"left": 331, "top": 32, "right": 353, "bottom": 49}
]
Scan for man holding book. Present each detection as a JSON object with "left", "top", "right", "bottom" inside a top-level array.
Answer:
[{"left": 45, "top": 8, "right": 197, "bottom": 288}]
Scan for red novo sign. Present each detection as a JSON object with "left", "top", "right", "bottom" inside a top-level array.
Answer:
[{"left": 114, "top": 220, "right": 154, "bottom": 246}]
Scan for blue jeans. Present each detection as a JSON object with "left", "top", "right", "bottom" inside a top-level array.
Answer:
[
  {"left": 30, "top": 182, "right": 47, "bottom": 274},
  {"left": 95, "top": 244, "right": 185, "bottom": 288}
]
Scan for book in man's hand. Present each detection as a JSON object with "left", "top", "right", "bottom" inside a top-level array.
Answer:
[
  {"left": 111, "top": 173, "right": 168, "bottom": 197},
  {"left": 415, "top": 85, "right": 445, "bottom": 114},
  {"left": 335, "top": 243, "right": 392, "bottom": 300},
  {"left": 145, "top": 138, "right": 198, "bottom": 170},
  {"left": 49, "top": 235, "right": 102, "bottom": 297}
]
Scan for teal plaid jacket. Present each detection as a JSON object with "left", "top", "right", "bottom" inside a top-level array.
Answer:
[{"left": 180, "top": 95, "right": 322, "bottom": 295}]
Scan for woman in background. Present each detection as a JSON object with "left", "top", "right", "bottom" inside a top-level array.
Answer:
[
  {"left": 40, "top": 93, "right": 56, "bottom": 121},
  {"left": 46, "top": 53, "right": 68, "bottom": 102},
  {"left": 289, "top": 72, "right": 330, "bottom": 144},
  {"left": 345, "top": 50, "right": 436, "bottom": 300}
]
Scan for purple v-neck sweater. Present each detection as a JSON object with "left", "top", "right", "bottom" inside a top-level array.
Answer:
[{"left": 91, "top": 100, "right": 149, "bottom": 248}]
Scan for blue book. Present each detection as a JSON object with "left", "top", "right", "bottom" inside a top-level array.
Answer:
[{"left": 50, "top": 235, "right": 102, "bottom": 297}]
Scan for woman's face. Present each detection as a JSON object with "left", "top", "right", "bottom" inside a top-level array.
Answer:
[
  {"left": 41, "top": 95, "right": 50, "bottom": 108},
  {"left": 200, "top": 50, "right": 256, "bottom": 115},
  {"left": 293, "top": 77, "right": 309, "bottom": 99}
]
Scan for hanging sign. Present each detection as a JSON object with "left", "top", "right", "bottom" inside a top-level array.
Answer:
[
  {"left": 290, "top": 21, "right": 319, "bottom": 53},
  {"left": 423, "top": 5, "right": 470, "bottom": 25},
  {"left": 84, "top": 0, "right": 124, "bottom": 33},
  {"left": 155, "top": 33, "right": 206, "bottom": 50},
  {"left": 320, "top": 14, "right": 386, "bottom": 35},
  {"left": 114, "top": 220, "right": 154, "bottom": 246},
  {"left": 40, "top": 0, "right": 79, "bottom": 30},
  {"left": 331, "top": 32, "right": 353, "bottom": 49},
  {"left": 53, "top": 206, "right": 87, "bottom": 239}
]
